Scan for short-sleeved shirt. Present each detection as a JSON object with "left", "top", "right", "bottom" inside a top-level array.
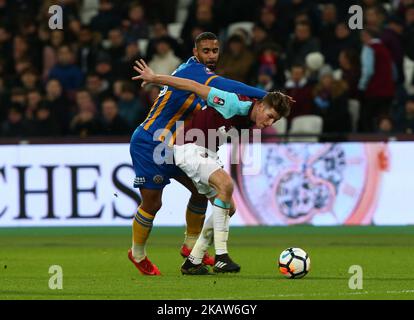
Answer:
[{"left": 176, "top": 88, "right": 256, "bottom": 152}]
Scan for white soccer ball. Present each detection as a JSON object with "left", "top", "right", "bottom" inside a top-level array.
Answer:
[{"left": 278, "top": 248, "right": 311, "bottom": 279}]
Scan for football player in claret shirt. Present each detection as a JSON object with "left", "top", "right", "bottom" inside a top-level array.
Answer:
[
  {"left": 128, "top": 32, "right": 269, "bottom": 275},
  {"left": 132, "top": 59, "right": 293, "bottom": 274}
]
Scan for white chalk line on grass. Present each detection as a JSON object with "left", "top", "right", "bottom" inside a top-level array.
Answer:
[
  {"left": 260, "top": 289, "right": 414, "bottom": 299},
  {"left": 238, "top": 289, "right": 414, "bottom": 299},
  {"left": 183, "top": 289, "right": 414, "bottom": 300}
]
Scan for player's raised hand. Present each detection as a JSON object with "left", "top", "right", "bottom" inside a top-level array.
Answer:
[{"left": 132, "top": 59, "right": 156, "bottom": 87}]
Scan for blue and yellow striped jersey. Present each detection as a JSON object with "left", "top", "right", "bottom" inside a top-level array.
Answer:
[{"left": 140, "top": 56, "right": 267, "bottom": 144}]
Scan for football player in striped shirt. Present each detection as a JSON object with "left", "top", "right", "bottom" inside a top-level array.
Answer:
[
  {"left": 128, "top": 33, "right": 268, "bottom": 275},
  {"left": 132, "top": 59, "right": 293, "bottom": 274}
]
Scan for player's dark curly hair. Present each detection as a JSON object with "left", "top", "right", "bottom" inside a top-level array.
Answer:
[
  {"left": 194, "top": 32, "right": 218, "bottom": 48},
  {"left": 262, "top": 91, "right": 292, "bottom": 118}
]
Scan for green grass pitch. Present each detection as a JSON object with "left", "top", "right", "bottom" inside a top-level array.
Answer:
[{"left": 1, "top": 226, "right": 414, "bottom": 300}]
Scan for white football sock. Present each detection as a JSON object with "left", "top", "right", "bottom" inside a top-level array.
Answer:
[
  {"left": 188, "top": 215, "right": 214, "bottom": 265},
  {"left": 213, "top": 203, "right": 230, "bottom": 256}
]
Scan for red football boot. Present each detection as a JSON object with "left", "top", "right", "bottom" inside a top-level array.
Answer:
[
  {"left": 180, "top": 244, "right": 215, "bottom": 266},
  {"left": 128, "top": 249, "right": 161, "bottom": 276}
]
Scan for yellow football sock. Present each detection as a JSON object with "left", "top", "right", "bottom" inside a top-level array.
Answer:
[
  {"left": 184, "top": 200, "right": 207, "bottom": 248},
  {"left": 132, "top": 207, "right": 155, "bottom": 262}
]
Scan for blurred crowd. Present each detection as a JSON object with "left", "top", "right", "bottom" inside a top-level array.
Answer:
[{"left": 1, "top": 0, "right": 414, "bottom": 138}]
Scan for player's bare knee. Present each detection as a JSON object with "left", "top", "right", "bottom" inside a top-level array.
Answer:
[
  {"left": 140, "top": 201, "right": 162, "bottom": 215},
  {"left": 217, "top": 178, "right": 234, "bottom": 199},
  {"left": 224, "top": 178, "right": 234, "bottom": 196},
  {"left": 139, "top": 189, "right": 163, "bottom": 215}
]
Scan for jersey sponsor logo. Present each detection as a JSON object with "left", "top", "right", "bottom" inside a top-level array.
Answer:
[
  {"left": 153, "top": 175, "right": 164, "bottom": 184},
  {"left": 213, "top": 96, "right": 225, "bottom": 106},
  {"left": 133, "top": 177, "right": 146, "bottom": 187}
]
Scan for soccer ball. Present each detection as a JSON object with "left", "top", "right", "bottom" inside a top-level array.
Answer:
[{"left": 278, "top": 248, "right": 310, "bottom": 279}]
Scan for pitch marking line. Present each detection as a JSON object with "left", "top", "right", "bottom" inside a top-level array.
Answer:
[{"left": 185, "top": 289, "right": 414, "bottom": 300}]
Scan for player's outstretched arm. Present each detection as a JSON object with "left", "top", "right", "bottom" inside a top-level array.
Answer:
[
  {"left": 132, "top": 59, "right": 282, "bottom": 119},
  {"left": 132, "top": 59, "right": 211, "bottom": 101},
  {"left": 209, "top": 76, "right": 268, "bottom": 99}
]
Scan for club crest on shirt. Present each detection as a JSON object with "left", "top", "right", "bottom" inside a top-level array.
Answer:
[
  {"left": 213, "top": 96, "right": 225, "bottom": 105},
  {"left": 205, "top": 67, "right": 214, "bottom": 74},
  {"left": 153, "top": 175, "right": 164, "bottom": 184}
]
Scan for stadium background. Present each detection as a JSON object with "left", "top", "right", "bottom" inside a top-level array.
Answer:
[
  {"left": 2, "top": 0, "right": 414, "bottom": 302},
  {"left": 1, "top": 0, "right": 414, "bottom": 227}
]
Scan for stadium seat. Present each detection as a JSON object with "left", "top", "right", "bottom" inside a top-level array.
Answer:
[
  {"left": 288, "top": 115, "right": 323, "bottom": 142},
  {"left": 404, "top": 55, "right": 414, "bottom": 95},
  {"left": 227, "top": 21, "right": 254, "bottom": 38},
  {"left": 176, "top": 8, "right": 189, "bottom": 23},
  {"left": 348, "top": 99, "right": 360, "bottom": 133},
  {"left": 168, "top": 22, "right": 184, "bottom": 40},
  {"left": 177, "top": 0, "right": 192, "bottom": 8},
  {"left": 138, "top": 39, "right": 149, "bottom": 56},
  {"left": 383, "top": 3, "right": 392, "bottom": 13},
  {"left": 272, "top": 117, "right": 288, "bottom": 135},
  {"left": 80, "top": 0, "right": 99, "bottom": 25},
  {"left": 101, "top": 39, "right": 111, "bottom": 49}
]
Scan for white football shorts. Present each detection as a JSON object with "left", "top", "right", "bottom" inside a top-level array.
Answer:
[{"left": 173, "top": 143, "right": 223, "bottom": 199}]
